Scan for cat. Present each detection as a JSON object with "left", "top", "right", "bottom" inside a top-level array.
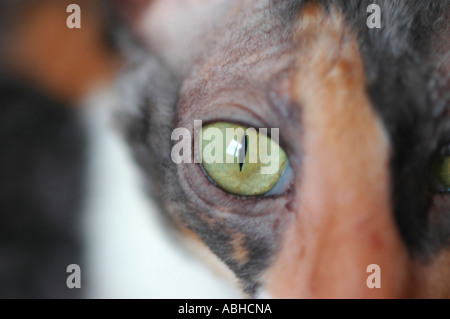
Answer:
[{"left": 116, "top": 0, "right": 450, "bottom": 298}]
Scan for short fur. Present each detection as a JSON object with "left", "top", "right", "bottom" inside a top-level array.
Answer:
[{"left": 117, "top": 0, "right": 450, "bottom": 295}]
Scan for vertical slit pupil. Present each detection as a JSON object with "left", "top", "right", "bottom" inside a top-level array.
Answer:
[{"left": 239, "top": 134, "right": 248, "bottom": 172}]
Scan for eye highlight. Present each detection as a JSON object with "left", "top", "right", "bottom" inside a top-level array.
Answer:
[
  {"left": 430, "top": 144, "right": 450, "bottom": 193},
  {"left": 199, "top": 122, "right": 290, "bottom": 197}
]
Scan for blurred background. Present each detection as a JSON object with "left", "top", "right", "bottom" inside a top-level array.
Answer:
[{"left": 0, "top": 0, "right": 239, "bottom": 298}]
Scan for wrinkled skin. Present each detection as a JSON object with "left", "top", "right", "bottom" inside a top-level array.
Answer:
[{"left": 118, "top": 0, "right": 450, "bottom": 298}]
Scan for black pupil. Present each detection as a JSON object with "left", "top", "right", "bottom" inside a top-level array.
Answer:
[{"left": 239, "top": 134, "right": 248, "bottom": 172}]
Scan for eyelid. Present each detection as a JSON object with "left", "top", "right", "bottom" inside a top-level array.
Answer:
[{"left": 264, "top": 160, "right": 294, "bottom": 197}]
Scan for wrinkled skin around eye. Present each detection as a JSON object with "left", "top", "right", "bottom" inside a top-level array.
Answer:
[
  {"left": 118, "top": 0, "right": 450, "bottom": 299},
  {"left": 200, "top": 122, "right": 288, "bottom": 196}
]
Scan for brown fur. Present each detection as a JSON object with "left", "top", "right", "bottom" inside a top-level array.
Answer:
[
  {"left": 4, "top": 1, "right": 120, "bottom": 102},
  {"left": 230, "top": 232, "right": 250, "bottom": 266},
  {"left": 265, "top": 4, "right": 410, "bottom": 298}
]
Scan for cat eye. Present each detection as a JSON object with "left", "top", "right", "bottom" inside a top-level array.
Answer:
[
  {"left": 430, "top": 144, "right": 450, "bottom": 193},
  {"left": 199, "top": 122, "right": 291, "bottom": 197}
]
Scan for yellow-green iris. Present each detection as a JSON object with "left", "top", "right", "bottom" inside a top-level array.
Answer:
[
  {"left": 199, "top": 122, "right": 288, "bottom": 196},
  {"left": 432, "top": 154, "right": 450, "bottom": 192}
]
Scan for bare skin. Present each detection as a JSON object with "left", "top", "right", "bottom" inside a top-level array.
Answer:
[{"left": 119, "top": 0, "right": 450, "bottom": 298}]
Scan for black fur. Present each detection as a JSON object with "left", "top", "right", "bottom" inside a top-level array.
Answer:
[
  {"left": 0, "top": 74, "right": 86, "bottom": 298},
  {"left": 117, "top": 0, "right": 450, "bottom": 294},
  {"left": 336, "top": 0, "right": 450, "bottom": 256}
]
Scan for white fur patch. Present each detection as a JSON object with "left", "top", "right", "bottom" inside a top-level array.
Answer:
[{"left": 80, "top": 87, "right": 241, "bottom": 298}]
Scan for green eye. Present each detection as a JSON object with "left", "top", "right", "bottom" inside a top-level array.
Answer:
[
  {"left": 431, "top": 147, "right": 450, "bottom": 193},
  {"left": 199, "top": 122, "right": 289, "bottom": 197}
]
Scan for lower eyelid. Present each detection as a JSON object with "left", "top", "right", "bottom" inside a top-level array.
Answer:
[
  {"left": 264, "top": 160, "right": 294, "bottom": 197},
  {"left": 179, "top": 151, "right": 293, "bottom": 216},
  {"left": 199, "top": 163, "right": 219, "bottom": 188}
]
